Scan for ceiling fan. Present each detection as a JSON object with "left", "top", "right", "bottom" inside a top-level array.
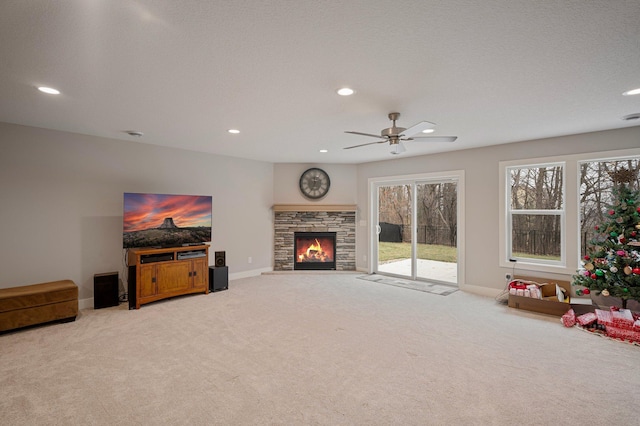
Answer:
[{"left": 344, "top": 112, "right": 457, "bottom": 154}]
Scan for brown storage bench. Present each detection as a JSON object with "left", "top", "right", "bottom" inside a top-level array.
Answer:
[{"left": 0, "top": 280, "right": 78, "bottom": 332}]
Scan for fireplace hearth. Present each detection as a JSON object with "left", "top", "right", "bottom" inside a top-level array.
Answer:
[{"left": 294, "top": 232, "right": 336, "bottom": 270}]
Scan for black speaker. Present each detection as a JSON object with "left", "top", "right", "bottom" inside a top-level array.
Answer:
[
  {"left": 209, "top": 266, "right": 228, "bottom": 292},
  {"left": 94, "top": 272, "right": 119, "bottom": 309},
  {"left": 214, "top": 251, "right": 226, "bottom": 267}
]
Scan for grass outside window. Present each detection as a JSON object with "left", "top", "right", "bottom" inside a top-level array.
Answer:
[{"left": 378, "top": 242, "right": 457, "bottom": 263}]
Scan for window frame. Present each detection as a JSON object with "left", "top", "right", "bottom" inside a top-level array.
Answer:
[
  {"left": 576, "top": 154, "right": 640, "bottom": 262},
  {"left": 499, "top": 147, "right": 640, "bottom": 276},
  {"left": 505, "top": 162, "right": 566, "bottom": 268}
]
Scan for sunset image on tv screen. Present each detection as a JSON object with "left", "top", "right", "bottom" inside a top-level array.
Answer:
[{"left": 123, "top": 193, "right": 212, "bottom": 248}]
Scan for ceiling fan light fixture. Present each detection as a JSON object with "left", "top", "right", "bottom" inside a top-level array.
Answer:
[
  {"left": 337, "top": 87, "right": 354, "bottom": 96},
  {"left": 422, "top": 129, "right": 435, "bottom": 134},
  {"left": 228, "top": 129, "right": 240, "bottom": 134},
  {"left": 390, "top": 142, "right": 406, "bottom": 155},
  {"left": 319, "top": 149, "right": 328, "bottom": 153},
  {"left": 343, "top": 112, "right": 458, "bottom": 151}
]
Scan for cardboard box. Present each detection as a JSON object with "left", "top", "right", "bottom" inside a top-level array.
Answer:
[
  {"left": 539, "top": 282, "right": 566, "bottom": 301},
  {"left": 508, "top": 276, "right": 591, "bottom": 317}
]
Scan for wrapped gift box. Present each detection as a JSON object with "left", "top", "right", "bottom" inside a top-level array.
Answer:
[
  {"left": 611, "top": 309, "right": 634, "bottom": 330},
  {"left": 605, "top": 326, "right": 640, "bottom": 343}
]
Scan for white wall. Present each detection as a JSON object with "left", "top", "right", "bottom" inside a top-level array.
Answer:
[
  {"left": 0, "top": 123, "right": 274, "bottom": 304},
  {"left": 273, "top": 163, "right": 357, "bottom": 204},
  {"left": 2, "top": 122, "right": 639, "bottom": 304},
  {"left": 356, "top": 126, "right": 640, "bottom": 296}
]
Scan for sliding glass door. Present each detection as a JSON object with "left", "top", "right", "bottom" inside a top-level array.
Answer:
[
  {"left": 415, "top": 181, "right": 457, "bottom": 283},
  {"left": 374, "top": 176, "right": 459, "bottom": 285},
  {"left": 377, "top": 184, "right": 413, "bottom": 277}
]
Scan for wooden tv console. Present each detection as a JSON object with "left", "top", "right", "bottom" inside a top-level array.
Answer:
[{"left": 127, "top": 245, "right": 209, "bottom": 309}]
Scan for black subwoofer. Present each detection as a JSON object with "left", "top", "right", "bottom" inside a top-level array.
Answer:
[
  {"left": 214, "top": 251, "right": 226, "bottom": 267},
  {"left": 209, "top": 266, "right": 228, "bottom": 292},
  {"left": 94, "top": 272, "right": 119, "bottom": 309}
]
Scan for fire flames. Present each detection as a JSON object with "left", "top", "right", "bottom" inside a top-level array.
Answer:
[{"left": 298, "top": 238, "right": 332, "bottom": 262}]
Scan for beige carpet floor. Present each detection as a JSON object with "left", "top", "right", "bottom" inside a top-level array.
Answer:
[{"left": 1, "top": 273, "right": 639, "bottom": 425}]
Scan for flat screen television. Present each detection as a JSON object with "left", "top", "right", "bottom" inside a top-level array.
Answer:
[{"left": 123, "top": 193, "right": 212, "bottom": 249}]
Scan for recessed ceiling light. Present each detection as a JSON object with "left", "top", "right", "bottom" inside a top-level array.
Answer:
[
  {"left": 228, "top": 129, "right": 240, "bottom": 134},
  {"left": 622, "top": 88, "right": 640, "bottom": 96},
  {"left": 319, "top": 149, "right": 328, "bottom": 153},
  {"left": 37, "top": 86, "right": 60, "bottom": 95},
  {"left": 421, "top": 129, "right": 435, "bottom": 134},
  {"left": 337, "top": 87, "right": 355, "bottom": 96}
]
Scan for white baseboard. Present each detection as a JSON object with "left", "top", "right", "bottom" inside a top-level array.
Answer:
[
  {"left": 79, "top": 298, "right": 93, "bottom": 310},
  {"left": 459, "top": 283, "right": 505, "bottom": 298},
  {"left": 230, "top": 267, "right": 273, "bottom": 281}
]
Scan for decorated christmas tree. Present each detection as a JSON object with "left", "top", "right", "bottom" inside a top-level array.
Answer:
[{"left": 572, "top": 168, "right": 640, "bottom": 309}]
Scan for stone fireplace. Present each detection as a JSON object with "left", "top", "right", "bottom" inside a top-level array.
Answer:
[{"left": 273, "top": 205, "right": 356, "bottom": 271}]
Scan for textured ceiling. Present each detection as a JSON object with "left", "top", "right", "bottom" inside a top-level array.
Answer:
[{"left": 1, "top": 1, "right": 639, "bottom": 164}]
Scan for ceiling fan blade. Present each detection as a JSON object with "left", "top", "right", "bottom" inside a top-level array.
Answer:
[
  {"left": 344, "top": 140, "right": 388, "bottom": 149},
  {"left": 406, "top": 136, "right": 458, "bottom": 143},
  {"left": 401, "top": 121, "right": 436, "bottom": 137},
  {"left": 345, "top": 131, "right": 384, "bottom": 139}
]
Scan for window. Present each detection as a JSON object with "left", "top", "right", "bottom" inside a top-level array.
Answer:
[
  {"left": 578, "top": 156, "right": 640, "bottom": 258},
  {"left": 507, "top": 163, "right": 564, "bottom": 265},
  {"left": 501, "top": 148, "right": 640, "bottom": 275}
]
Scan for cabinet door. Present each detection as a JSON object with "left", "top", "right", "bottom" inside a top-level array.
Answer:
[
  {"left": 156, "top": 262, "right": 191, "bottom": 294},
  {"left": 191, "top": 258, "right": 208, "bottom": 290},
  {"left": 139, "top": 264, "right": 157, "bottom": 298}
]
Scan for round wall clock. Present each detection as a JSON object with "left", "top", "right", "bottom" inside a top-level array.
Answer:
[{"left": 299, "top": 168, "right": 330, "bottom": 199}]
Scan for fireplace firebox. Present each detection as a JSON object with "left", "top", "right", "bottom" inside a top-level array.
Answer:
[{"left": 294, "top": 232, "right": 336, "bottom": 270}]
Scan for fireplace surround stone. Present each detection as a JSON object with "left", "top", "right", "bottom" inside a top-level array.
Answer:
[{"left": 273, "top": 205, "right": 356, "bottom": 271}]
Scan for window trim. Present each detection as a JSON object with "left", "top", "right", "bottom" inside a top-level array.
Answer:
[
  {"left": 504, "top": 161, "right": 566, "bottom": 269},
  {"left": 576, "top": 153, "right": 640, "bottom": 265},
  {"left": 499, "top": 147, "right": 640, "bottom": 276}
]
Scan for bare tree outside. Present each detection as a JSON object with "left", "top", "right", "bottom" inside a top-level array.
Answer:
[
  {"left": 417, "top": 182, "right": 457, "bottom": 248},
  {"left": 509, "top": 165, "right": 563, "bottom": 260}
]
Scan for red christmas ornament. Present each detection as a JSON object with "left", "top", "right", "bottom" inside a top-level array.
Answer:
[
  {"left": 637, "top": 206, "right": 640, "bottom": 213},
  {"left": 632, "top": 231, "right": 637, "bottom": 237},
  {"left": 595, "top": 225, "right": 600, "bottom": 231},
  {"left": 609, "top": 209, "right": 615, "bottom": 215},
  {"left": 584, "top": 255, "right": 590, "bottom": 260},
  {"left": 590, "top": 273, "right": 597, "bottom": 279},
  {"left": 633, "top": 268, "right": 640, "bottom": 275},
  {"left": 619, "top": 236, "right": 627, "bottom": 244},
  {"left": 583, "top": 288, "right": 590, "bottom": 295}
]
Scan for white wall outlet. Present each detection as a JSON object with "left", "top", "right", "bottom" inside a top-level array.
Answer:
[
  {"left": 248, "top": 256, "right": 252, "bottom": 264},
  {"left": 505, "top": 273, "right": 512, "bottom": 281}
]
